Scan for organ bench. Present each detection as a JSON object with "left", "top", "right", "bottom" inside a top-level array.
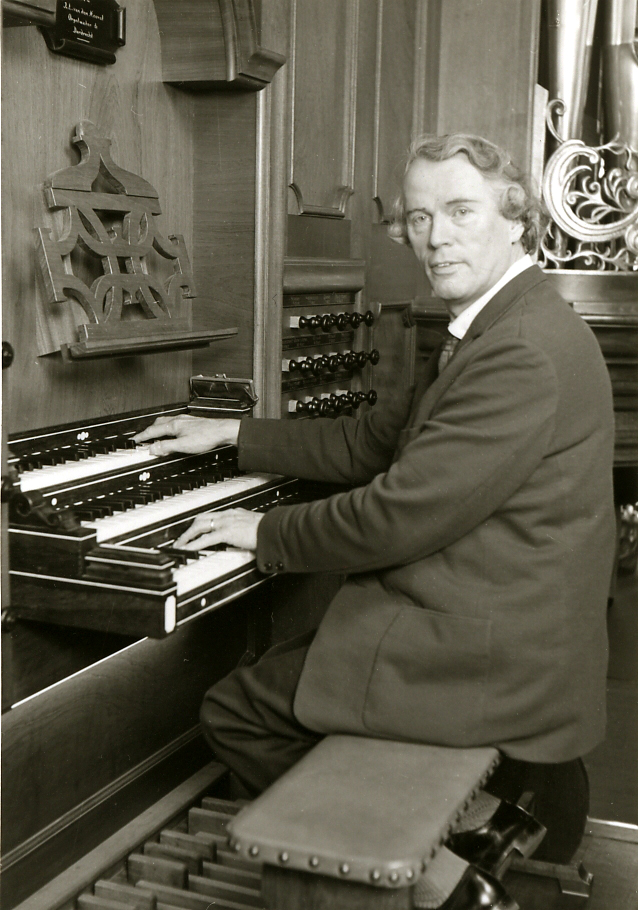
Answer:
[{"left": 230, "top": 736, "right": 501, "bottom": 910}]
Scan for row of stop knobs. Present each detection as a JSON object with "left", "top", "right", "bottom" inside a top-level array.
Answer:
[
  {"left": 289, "top": 390, "right": 378, "bottom": 415},
  {"left": 289, "top": 310, "right": 375, "bottom": 332},
  {"left": 284, "top": 349, "right": 380, "bottom": 376}
]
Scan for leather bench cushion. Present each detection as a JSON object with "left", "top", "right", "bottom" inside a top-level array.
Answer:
[{"left": 228, "top": 735, "right": 499, "bottom": 889}]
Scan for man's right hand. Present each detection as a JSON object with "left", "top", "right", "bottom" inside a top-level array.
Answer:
[{"left": 133, "top": 415, "right": 241, "bottom": 457}]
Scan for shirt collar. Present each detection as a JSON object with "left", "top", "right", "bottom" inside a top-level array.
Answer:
[{"left": 447, "top": 254, "right": 534, "bottom": 340}]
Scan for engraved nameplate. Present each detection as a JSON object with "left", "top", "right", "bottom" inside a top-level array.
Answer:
[{"left": 41, "top": 0, "right": 125, "bottom": 65}]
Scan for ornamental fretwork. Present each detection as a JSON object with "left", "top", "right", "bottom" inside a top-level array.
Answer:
[
  {"left": 35, "top": 121, "right": 236, "bottom": 359},
  {"left": 539, "top": 100, "right": 638, "bottom": 272}
]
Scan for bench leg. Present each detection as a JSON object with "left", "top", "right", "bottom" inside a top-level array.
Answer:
[{"left": 262, "top": 865, "right": 412, "bottom": 910}]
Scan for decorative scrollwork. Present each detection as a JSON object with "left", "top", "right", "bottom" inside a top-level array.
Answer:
[
  {"left": 540, "top": 99, "right": 638, "bottom": 271},
  {"left": 36, "top": 121, "right": 197, "bottom": 345}
]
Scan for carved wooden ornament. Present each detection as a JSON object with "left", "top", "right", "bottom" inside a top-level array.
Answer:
[{"left": 36, "top": 121, "right": 236, "bottom": 358}]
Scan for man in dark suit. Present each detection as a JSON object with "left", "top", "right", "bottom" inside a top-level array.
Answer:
[{"left": 136, "top": 135, "right": 615, "bottom": 894}]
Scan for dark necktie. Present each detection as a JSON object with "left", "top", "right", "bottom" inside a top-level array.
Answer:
[{"left": 438, "top": 331, "right": 460, "bottom": 373}]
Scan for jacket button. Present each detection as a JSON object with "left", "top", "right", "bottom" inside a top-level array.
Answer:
[
  {"left": 276, "top": 562, "right": 284, "bottom": 571},
  {"left": 264, "top": 562, "right": 272, "bottom": 571}
]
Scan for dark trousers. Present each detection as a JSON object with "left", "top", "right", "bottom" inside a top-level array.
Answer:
[{"left": 200, "top": 632, "right": 589, "bottom": 864}]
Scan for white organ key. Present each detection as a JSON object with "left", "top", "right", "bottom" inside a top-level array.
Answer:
[
  {"left": 174, "top": 548, "right": 255, "bottom": 597},
  {"left": 19, "top": 446, "right": 159, "bottom": 492},
  {"left": 82, "top": 474, "right": 280, "bottom": 543}
]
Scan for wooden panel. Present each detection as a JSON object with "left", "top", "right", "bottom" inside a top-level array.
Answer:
[
  {"left": 1, "top": 603, "right": 250, "bottom": 857},
  {"left": 372, "top": 0, "right": 416, "bottom": 223},
  {"left": 287, "top": 0, "right": 359, "bottom": 216},
  {"left": 435, "top": 0, "right": 542, "bottom": 172},
  {"left": 286, "top": 215, "right": 351, "bottom": 259},
  {"left": 368, "top": 303, "right": 416, "bottom": 409},
  {"left": 1, "top": 0, "right": 194, "bottom": 434},
  {"left": 191, "top": 92, "right": 257, "bottom": 382},
  {"left": 1, "top": 623, "right": 136, "bottom": 711}
]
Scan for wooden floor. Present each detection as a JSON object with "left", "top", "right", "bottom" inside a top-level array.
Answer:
[
  {"left": 504, "top": 829, "right": 638, "bottom": 910},
  {"left": 506, "top": 569, "right": 638, "bottom": 909}
]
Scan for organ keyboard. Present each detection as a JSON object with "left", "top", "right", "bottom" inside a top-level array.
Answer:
[{"left": 6, "top": 403, "right": 323, "bottom": 639}]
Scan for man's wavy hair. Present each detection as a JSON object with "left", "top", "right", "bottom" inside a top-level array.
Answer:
[{"left": 388, "top": 133, "right": 546, "bottom": 255}]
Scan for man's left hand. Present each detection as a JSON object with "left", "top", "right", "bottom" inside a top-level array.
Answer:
[{"left": 174, "top": 508, "right": 264, "bottom": 552}]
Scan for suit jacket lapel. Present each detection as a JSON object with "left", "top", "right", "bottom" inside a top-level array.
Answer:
[
  {"left": 457, "top": 264, "right": 545, "bottom": 349},
  {"left": 410, "top": 265, "right": 547, "bottom": 425}
]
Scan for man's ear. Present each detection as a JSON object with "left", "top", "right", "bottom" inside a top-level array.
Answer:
[{"left": 510, "top": 220, "right": 524, "bottom": 245}]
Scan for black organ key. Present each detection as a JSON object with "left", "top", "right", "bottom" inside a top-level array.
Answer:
[
  {"left": 118, "top": 492, "right": 142, "bottom": 505},
  {"left": 54, "top": 446, "right": 81, "bottom": 462},
  {"left": 107, "top": 434, "right": 138, "bottom": 450},
  {"left": 147, "top": 481, "right": 181, "bottom": 496},
  {"left": 160, "top": 547, "right": 203, "bottom": 564},
  {"left": 73, "top": 505, "right": 110, "bottom": 520},
  {"left": 137, "top": 487, "right": 163, "bottom": 503},
  {"left": 75, "top": 446, "right": 94, "bottom": 460},
  {"left": 105, "top": 497, "right": 134, "bottom": 512}
]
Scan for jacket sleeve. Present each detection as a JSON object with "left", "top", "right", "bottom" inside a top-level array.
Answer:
[
  {"left": 253, "top": 337, "right": 559, "bottom": 575},
  {"left": 237, "top": 384, "right": 416, "bottom": 485}
]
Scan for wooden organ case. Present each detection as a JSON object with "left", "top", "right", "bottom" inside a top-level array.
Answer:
[
  {"left": 3, "top": 1, "right": 636, "bottom": 909},
  {"left": 1, "top": 1, "right": 411, "bottom": 905},
  {"left": 1, "top": 3, "right": 290, "bottom": 906}
]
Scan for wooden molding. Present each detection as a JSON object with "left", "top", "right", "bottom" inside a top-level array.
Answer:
[
  {"left": 2, "top": 0, "right": 55, "bottom": 27},
  {"left": 153, "top": 0, "right": 285, "bottom": 91},
  {"left": 283, "top": 258, "right": 366, "bottom": 295},
  {"left": 287, "top": 0, "right": 359, "bottom": 217},
  {"left": 411, "top": 0, "right": 431, "bottom": 140},
  {"left": 253, "top": 0, "right": 290, "bottom": 419},
  {"left": 371, "top": 0, "right": 385, "bottom": 222}
]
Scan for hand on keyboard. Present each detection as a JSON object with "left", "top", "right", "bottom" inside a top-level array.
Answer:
[
  {"left": 174, "top": 507, "right": 264, "bottom": 552},
  {"left": 133, "top": 415, "right": 241, "bottom": 456}
]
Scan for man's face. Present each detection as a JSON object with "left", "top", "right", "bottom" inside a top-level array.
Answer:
[{"left": 403, "top": 154, "right": 524, "bottom": 316}]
